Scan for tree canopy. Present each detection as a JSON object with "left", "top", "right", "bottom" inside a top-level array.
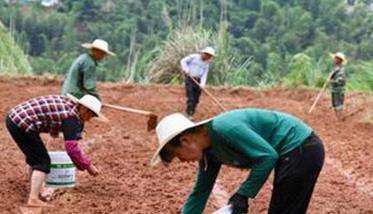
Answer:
[{"left": 1, "top": 0, "right": 373, "bottom": 90}]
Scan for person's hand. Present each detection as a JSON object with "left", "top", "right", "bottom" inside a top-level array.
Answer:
[
  {"left": 228, "top": 193, "right": 249, "bottom": 214},
  {"left": 183, "top": 70, "right": 190, "bottom": 75},
  {"left": 328, "top": 79, "right": 336, "bottom": 84},
  {"left": 87, "top": 164, "right": 99, "bottom": 177}
]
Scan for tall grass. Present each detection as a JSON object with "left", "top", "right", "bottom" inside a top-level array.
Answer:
[
  {"left": 211, "top": 21, "right": 253, "bottom": 86},
  {"left": 147, "top": 24, "right": 252, "bottom": 85},
  {"left": 147, "top": 26, "right": 213, "bottom": 84},
  {"left": 347, "top": 61, "right": 373, "bottom": 91},
  {"left": 282, "top": 53, "right": 373, "bottom": 92},
  {"left": 124, "top": 49, "right": 155, "bottom": 83},
  {"left": 283, "top": 53, "right": 328, "bottom": 88},
  {"left": 0, "top": 21, "right": 32, "bottom": 75}
]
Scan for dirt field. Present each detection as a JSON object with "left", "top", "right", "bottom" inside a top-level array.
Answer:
[{"left": 0, "top": 77, "right": 372, "bottom": 214}]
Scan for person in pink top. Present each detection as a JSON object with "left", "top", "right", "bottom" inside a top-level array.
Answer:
[{"left": 5, "top": 94, "right": 106, "bottom": 207}]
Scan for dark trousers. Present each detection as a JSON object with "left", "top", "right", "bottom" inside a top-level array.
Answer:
[
  {"left": 331, "top": 91, "right": 345, "bottom": 111},
  {"left": 5, "top": 116, "right": 51, "bottom": 173},
  {"left": 268, "top": 133, "right": 325, "bottom": 214},
  {"left": 185, "top": 76, "right": 201, "bottom": 116}
]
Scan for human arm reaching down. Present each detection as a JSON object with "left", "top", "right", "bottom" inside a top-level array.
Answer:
[{"left": 62, "top": 117, "right": 98, "bottom": 176}]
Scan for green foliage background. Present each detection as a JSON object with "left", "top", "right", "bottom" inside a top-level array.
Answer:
[
  {"left": 0, "top": 20, "right": 32, "bottom": 75},
  {"left": 1, "top": 0, "right": 373, "bottom": 90}
]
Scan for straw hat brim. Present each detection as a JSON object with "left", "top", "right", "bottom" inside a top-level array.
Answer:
[
  {"left": 150, "top": 118, "right": 212, "bottom": 167},
  {"left": 330, "top": 53, "right": 347, "bottom": 65},
  {"left": 67, "top": 94, "right": 108, "bottom": 122},
  {"left": 81, "top": 43, "right": 116, "bottom": 56},
  {"left": 202, "top": 52, "right": 215, "bottom": 56},
  {"left": 200, "top": 50, "right": 215, "bottom": 57}
]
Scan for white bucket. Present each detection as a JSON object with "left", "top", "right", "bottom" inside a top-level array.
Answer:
[
  {"left": 212, "top": 205, "right": 232, "bottom": 214},
  {"left": 46, "top": 151, "right": 76, "bottom": 188}
]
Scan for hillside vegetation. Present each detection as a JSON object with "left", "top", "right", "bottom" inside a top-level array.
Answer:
[
  {"left": 1, "top": 0, "right": 373, "bottom": 90},
  {"left": 0, "top": 21, "right": 32, "bottom": 75}
]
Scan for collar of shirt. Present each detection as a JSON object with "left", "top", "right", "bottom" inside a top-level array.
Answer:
[{"left": 88, "top": 53, "right": 98, "bottom": 66}]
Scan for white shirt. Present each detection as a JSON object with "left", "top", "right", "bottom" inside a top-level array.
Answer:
[{"left": 180, "top": 53, "right": 211, "bottom": 87}]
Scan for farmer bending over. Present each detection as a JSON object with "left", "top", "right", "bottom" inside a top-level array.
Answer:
[
  {"left": 5, "top": 94, "right": 105, "bottom": 207},
  {"left": 151, "top": 109, "right": 325, "bottom": 214}
]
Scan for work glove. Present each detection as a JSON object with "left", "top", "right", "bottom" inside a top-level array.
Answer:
[{"left": 228, "top": 193, "right": 249, "bottom": 214}]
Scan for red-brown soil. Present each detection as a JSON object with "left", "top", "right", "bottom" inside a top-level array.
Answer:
[{"left": 0, "top": 77, "right": 372, "bottom": 214}]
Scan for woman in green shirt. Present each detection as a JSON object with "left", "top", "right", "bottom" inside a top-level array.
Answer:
[{"left": 151, "top": 109, "right": 324, "bottom": 214}]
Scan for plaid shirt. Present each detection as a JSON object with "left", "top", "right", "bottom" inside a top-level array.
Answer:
[{"left": 8, "top": 95, "right": 80, "bottom": 133}]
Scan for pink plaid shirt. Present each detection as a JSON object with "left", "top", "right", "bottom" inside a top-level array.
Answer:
[
  {"left": 8, "top": 95, "right": 79, "bottom": 133},
  {"left": 8, "top": 95, "right": 92, "bottom": 171}
]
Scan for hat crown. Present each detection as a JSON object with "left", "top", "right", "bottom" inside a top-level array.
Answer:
[
  {"left": 335, "top": 52, "right": 345, "bottom": 59},
  {"left": 156, "top": 113, "right": 194, "bottom": 146},
  {"left": 201, "top": 46, "right": 215, "bottom": 56},
  {"left": 91, "top": 39, "right": 109, "bottom": 52},
  {"left": 79, "top": 95, "right": 102, "bottom": 115},
  {"left": 82, "top": 39, "right": 115, "bottom": 56},
  {"left": 333, "top": 52, "right": 347, "bottom": 65}
]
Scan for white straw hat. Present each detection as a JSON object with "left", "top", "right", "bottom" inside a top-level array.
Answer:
[
  {"left": 201, "top": 46, "right": 216, "bottom": 56},
  {"left": 67, "top": 94, "right": 108, "bottom": 122},
  {"left": 150, "top": 113, "right": 211, "bottom": 166},
  {"left": 331, "top": 52, "right": 347, "bottom": 65},
  {"left": 82, "top": 39, "right": 116, "bottom": 56}
]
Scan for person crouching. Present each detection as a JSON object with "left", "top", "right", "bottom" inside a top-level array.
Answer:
[
  {"left": 151, "top": 109, "right": 325, "bottom": 214},
  {"left": 5, "top": 94, "right": 106, "bottom": 207}
]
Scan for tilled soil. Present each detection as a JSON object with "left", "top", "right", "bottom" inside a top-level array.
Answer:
[{"left": 0, "top": 77, "right": 372, "bottom": 214}]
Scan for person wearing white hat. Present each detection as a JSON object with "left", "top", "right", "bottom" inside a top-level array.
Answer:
[
  {"left": 61, "top": 39, "right": 115, "bottom": 100},
  {"left": 180, "top": 47, "right": 215, "bottom": 120},
  {"left": 151, "top": 109, "right": 325, "bottom": 214},
  {"left": 5, "top": 94, "right": 106, "bottom": 207},
  {"left": 329, "top": 52, "right": 347, "bottom": 119}
]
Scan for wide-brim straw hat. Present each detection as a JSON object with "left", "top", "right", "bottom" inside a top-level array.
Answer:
[
  {"left": 150, "top": 113, "right": 212, "bottom": 166},
  {"left": 200, "top": 46, "right": 216, "bottom": 57},
  {"left": 81, "top": 39, "right": 116, "bottom": 56},
  {"left": 67, "top": 94, "right": 108, "bottom": 122},
  {"left": 331, "top": 52, "right": 347, "bottom": 65}
]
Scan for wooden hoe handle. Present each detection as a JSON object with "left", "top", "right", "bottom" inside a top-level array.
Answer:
[
  {"left": 187, "top": 75, "right": 227, "bottom": 112},
  {"left": 103, "top": 103, "right": 153, "bottom": 116}
]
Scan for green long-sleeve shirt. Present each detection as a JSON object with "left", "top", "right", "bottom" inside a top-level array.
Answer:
[
  {"left": 61, "top": 53, "right": 99, "bottom": 99},
  {"left": 182, "top": 109, "right": 312, "bottom": 214}
]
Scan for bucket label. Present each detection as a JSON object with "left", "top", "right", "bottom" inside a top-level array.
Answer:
[
  {"left": 50, "top": 163, "right": 75, "bottom": 169},
  {"left": 46, "top": 164, "right": 76, "bottom": 187}
]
